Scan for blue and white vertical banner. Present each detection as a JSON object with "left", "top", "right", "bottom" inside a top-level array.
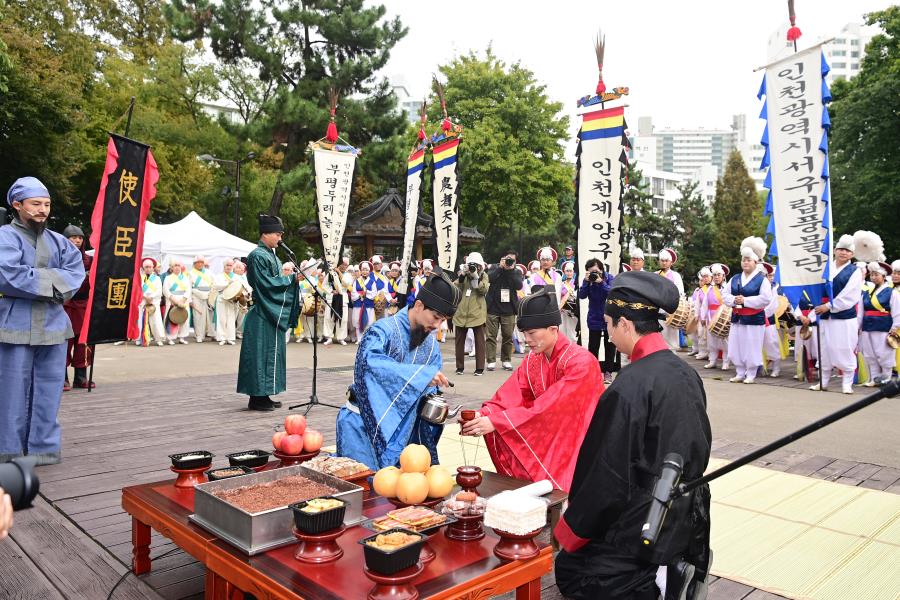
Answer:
[
  {"left": 397, "top": 148, "right": 426, "bottom": 294},
  {"left": 758, "top": 43, "right": 833, "bottom": 306}
]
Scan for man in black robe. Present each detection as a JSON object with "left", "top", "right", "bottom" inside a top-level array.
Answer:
[{"left": 554, "top": 271, "right": 712, "bottom": 600}]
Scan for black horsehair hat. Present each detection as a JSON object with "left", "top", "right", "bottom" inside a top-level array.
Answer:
[
  {"left": 605, "top": 271, "right": 680, "bottom": 320},
  {"left": 258, "top": 214, "right": 284, "bottom": 234},
  {"left": 416, "top": 267, "right": 461, "bottom": 317},
  {"left": 517, "top": 286, "right": 562, "bottom": 331}
]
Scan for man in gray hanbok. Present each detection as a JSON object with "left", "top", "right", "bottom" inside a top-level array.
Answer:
[{"left": 1, "top": 177, "right": 85, "bottom": 464}]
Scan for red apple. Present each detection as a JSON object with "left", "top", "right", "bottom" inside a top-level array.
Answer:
[
  {"left": 272, "top": 431, "right": 287, "bottom": 451},
  {"left": 303, "top": 429, "right": 324, "bottom": 453},
  {"left": 284, "top": 414, "right": 307, "bottom": 436},
  {"left": 281, "top": 434, "right": 305, "bottom": 456}
]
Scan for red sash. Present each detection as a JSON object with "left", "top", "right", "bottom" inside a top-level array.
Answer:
[{"left": 864, "top": 310, "right": 890, "bottom": 317}]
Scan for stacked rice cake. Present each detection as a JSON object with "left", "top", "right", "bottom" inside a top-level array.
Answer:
[{"left": 483, "top": 491, "right": 547, "bottom": 535}]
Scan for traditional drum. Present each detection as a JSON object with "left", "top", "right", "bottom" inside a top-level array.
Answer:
[
  {"left": 317, "top": 297, "right": 325, "bottom": 315},
  {"left": 145, "top": 300, "right": 157, "bottom": 316},
  {"left": 302, "top": 295, "right": 317, "bottom": 316},
  {"left": 374, "top": 293, "right": 387, "bottom": 318},
  {"left": 168, "top": 304, "right": 189, "bottom": 325},
  {"left": 664, "top": 298, "right": 692, "bottom": 330},
  {"left": 684, "top": 311, "right": 699, "bottom": 335},
  {"left": 222, "top": 279, "right": 243, "bottom": 302},
  {"left": 708, "top": 305, "right": 732, "bottom": 338},
  {"left": 207, "top": 288, "right": 218, "bottom": 309},
  {"left": 387, "top": 305, "right": 399, "bottom": 316}
]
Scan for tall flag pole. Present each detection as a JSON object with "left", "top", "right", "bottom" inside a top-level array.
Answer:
[
  {"left": 310, "top": 86, "right": 358, "bottom": 270},
  {"left": 79, "top": 132, "right": 159, "bottom": 346},
  {"left": 430, "top": 77, "right": 463, "bottom": 273},
  {"left": 574, "top": 30, "right": 629, "bottom": 349},
  {"left": 397, "top": 100, "right": 428, "bottom": 295}
]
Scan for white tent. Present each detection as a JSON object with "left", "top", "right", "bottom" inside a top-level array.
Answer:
[{"left": 142, "top": 211, "right": 257, "bottom": 272}]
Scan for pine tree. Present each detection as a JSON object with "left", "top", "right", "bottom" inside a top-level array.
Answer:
[
  {"left": 166, "top": 0, "right": 409, "bottom": 215},
  {"left": 671, "top": 181, "right": 715, "bottom": 280},
  {"left": 713, "top": 150, "right": 759, "bottom": 268}
]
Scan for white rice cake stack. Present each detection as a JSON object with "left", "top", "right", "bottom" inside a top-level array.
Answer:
[{"left": 483, "top": 491, "right": 547, "bottom": 535}]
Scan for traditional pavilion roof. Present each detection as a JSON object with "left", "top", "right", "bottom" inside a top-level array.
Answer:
[{"left": 298, "top": 187, "right": 484, "bottom": 245}]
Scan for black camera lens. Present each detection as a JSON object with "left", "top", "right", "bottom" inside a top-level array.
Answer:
[
  {"left": 589, "top": 272, "right": 599, "bottom": 281},
  {"left": 0, "top": 457, "right": 40, "bottom": 510},
  {"left": 504, "top": 258, "right": 515, "bottom": 266},
  {"left": 468, "top": 264, "right": 477, "bottom": 272}
]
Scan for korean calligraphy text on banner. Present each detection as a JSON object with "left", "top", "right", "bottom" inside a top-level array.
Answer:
[
  {"left": 758, "top": 43, "right": 833, "bottom": 305},
  {"left": 575, "top": 105, "right": 627, "bottom": 347},
  {"left": 313, "top": 147, "right": 356, "bottom": 270},
  {"left": 80, "top": 134, "right": 158, "bottom": 344},
  {"left": 432, "top": 138, "right": 461, "bottom": 272},
  {"left": 398, "top": 148, "right": 425, "bottom": 294}
]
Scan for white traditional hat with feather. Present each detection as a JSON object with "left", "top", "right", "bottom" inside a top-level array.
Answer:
[
  {"left": 852, "top": 230, "right": 885, "bottom": 262},
  {"left": 835, "top": 234, "right": 856, "bottom": 253},
  {"left": 739, "top": 236, "right": 767, "bottom": 263}
]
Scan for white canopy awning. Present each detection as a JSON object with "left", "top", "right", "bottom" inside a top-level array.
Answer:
[{"left": 142, "top": 211, "right": 257, "bottom": 272}]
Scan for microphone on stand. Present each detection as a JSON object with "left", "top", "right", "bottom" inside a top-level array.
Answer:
[{"left": 640, "top": 453, "right": 684, "bottom": 546}]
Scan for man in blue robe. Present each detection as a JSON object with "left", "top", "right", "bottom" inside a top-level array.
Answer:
[
  {"left": 337, "top": 270, "right": 460, "bottom": 470},
  {"left": 1, "top": 177, "right": 85, "bottom": 465}
]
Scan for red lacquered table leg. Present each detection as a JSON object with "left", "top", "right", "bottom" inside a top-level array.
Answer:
[
  {"left": 515, "top": 578, "right": 541, "bottom": 600},
  {"left": 132, "top": 517, "right": 152, "bottom": 574}
]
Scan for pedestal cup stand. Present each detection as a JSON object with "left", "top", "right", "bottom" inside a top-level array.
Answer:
[
  {"left": 170, "top": 466, "right": 208, "bottom": 488},
  {"left": 491, "top": 527, "right": 542, "bottom": 562},
  {"left": 445, "top": 466, "right": 485, "bottom": 541},
  {"left": 272, "top": 449, "right": 320, "bottom": 468},
  {"left": 364, "top": 562, "right": 424, "bottom": 600},
  {"left": 292, "top": 525, "right": 346, "bottom": 564}
]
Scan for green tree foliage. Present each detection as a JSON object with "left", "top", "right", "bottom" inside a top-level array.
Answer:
[
  {"left": 429, "top": 49, "right": 573, "bottom": 252},
  {"left": 622, "top": 162, "right": 666, "bottom": 256},
  {"left": 670, "top": 181, "right": 715, "bottom": 280},
  {"left": 712, "top": 150, "right": 759, "bottom": 267},
  {"left": 166, "top": 0, "right": 409, "bottom": 215},
  {"left": 829, "top": 6, "right": 900, "bottom": 259}
]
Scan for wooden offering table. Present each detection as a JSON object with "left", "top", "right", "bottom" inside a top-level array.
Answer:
[{"left": 122, "top": 467, "right": 567, "bottom": 599}]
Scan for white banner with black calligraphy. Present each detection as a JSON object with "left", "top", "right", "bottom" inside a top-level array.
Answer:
[
  {"left": 313, "top": 148, "right": 356, "bottom": 269},
  {"left": 431, "top": 138, "right": 461, "bottom": 272},
  {"left": 575, "top": 105, "right": 627, "bottom": 349},
  {"left": 758, "top": 43, "right": 833, "bottom": 305},
  {"left": 398, "top": 148, "right": 426, "bottom": 294}
]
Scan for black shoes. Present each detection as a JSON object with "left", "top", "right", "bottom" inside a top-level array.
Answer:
[
  {"left": 474, "top": 369, "right": 484, "bottom": 377},
  {"left": 455, "top": 369, "right": 464, "bottom": 375},
  {"left": 248, "top": 396, "right": 279, "bottom": 411}
]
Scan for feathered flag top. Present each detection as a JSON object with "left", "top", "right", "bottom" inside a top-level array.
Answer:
[
  {"left": 757, "top": 4, "right": 834, "bottom": 306},
  {"left": 574, "top": 29, "right": 629, "bottom": 350},
  {"left": 309, "top": 87, "right": 358, "bottom": 270},
  {"left": 430, "top": 77, "right": 463, "bottom": 272}
]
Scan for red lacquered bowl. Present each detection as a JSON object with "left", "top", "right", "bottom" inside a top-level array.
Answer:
[{"left": 273, "top": 449, "right": 321, "bottom": 467}]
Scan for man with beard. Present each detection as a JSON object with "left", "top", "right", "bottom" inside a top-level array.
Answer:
[
  {"left": 236, "top": 215, "right": 301, "bottom": 411},
  {"left": 1, "top": 177, "right": 85, "bottom": 465},
  {"left": 336, "top": 269, "right": 460, "bottom": 470},
  {"left": 61, "top": 224, "right": 93, "bottom": 389}
]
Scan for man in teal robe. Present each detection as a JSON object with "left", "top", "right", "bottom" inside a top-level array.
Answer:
[
  {"left": 237, "top": 215, "right": 300, "bottom": 411},
  {"left": 337, "top": 270, "right": 460, "bottom": 469}
]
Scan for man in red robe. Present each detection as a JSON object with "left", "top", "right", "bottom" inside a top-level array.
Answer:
[
  {"left": 461, "top": 286, "right": 604, "bottom": 491},
  {"left": 62, "top": 224, "right": 93, "bottom": 390}
]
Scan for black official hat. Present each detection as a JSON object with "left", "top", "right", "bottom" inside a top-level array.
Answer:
[
  {"left": 416, "top": 267, "right": 461, "bottom": 317},
  {"left": 258, "top": 214, "right": 284, "bottom": 234},
  {"left": 516, "top": 286, "right": 562, "bottom": 331},
  {"left": 605, "top": 271, "right": 680, "bottom": 320}
]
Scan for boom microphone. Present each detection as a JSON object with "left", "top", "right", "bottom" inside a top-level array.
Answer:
[{"left": 640, "top": 452, "right": 683, "bottom": 546}]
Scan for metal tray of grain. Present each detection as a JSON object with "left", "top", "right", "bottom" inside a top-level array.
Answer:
[{"left": 189, "top": 464, "right": 364, "bottom": 555}]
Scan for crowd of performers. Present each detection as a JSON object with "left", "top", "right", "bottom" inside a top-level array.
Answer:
[{"left": 673, "top": 232, "right": 899, "bottom": 394}]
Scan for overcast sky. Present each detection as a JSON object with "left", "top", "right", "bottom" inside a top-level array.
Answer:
[{"left": 378, "top": 0, "right": 891, "bottom": 149}]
